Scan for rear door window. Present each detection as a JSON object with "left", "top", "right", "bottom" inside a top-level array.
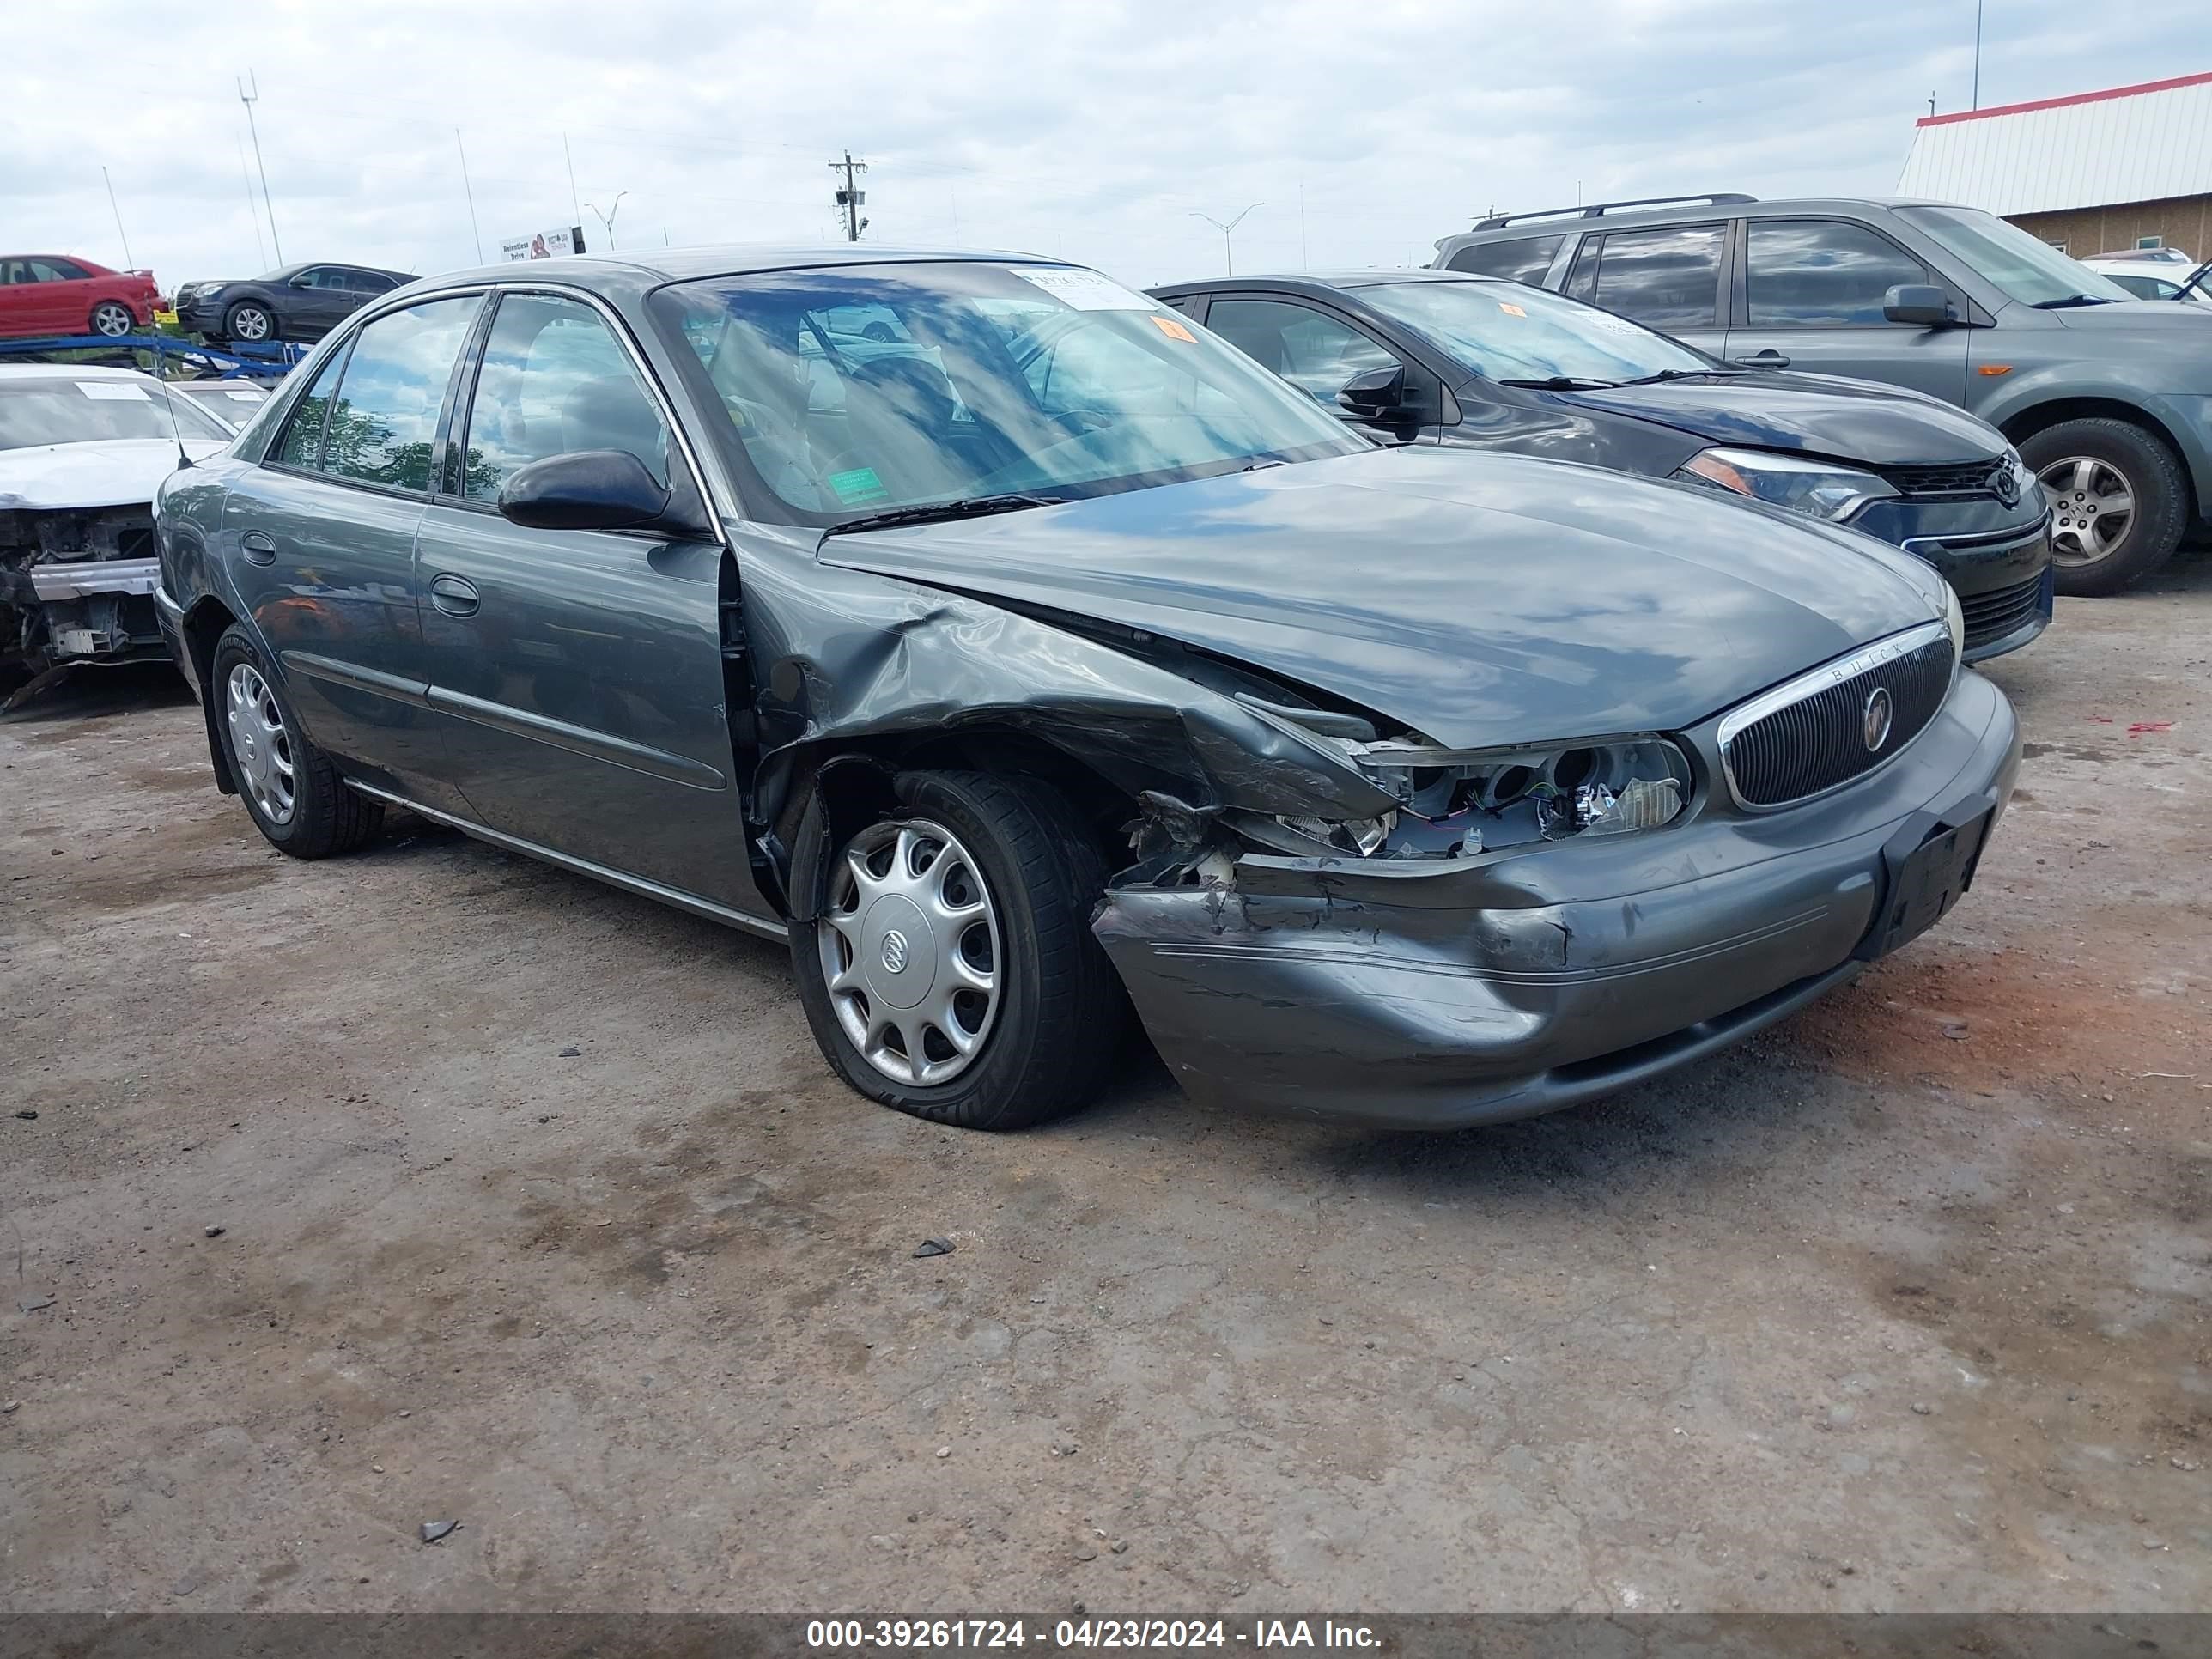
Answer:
[
  {"left": 273, "top": 347, "right": 350, "bottom": 469},
  {"left": 1746, "top": 220, "right": 1936, "bottom": 325},
  {"left": 1587, "top": 224, "right": 1725, "bottom": 329},
  {"left": 311, "top": 296, "right": 481, "bottom": 491},
  {"left": 1444, "top": 234, "right": 1566, "bottom": 285}
]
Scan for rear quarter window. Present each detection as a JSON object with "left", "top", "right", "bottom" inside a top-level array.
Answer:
[{"left": 1445, "top": 234, "right": 1566, "bottom": 285}]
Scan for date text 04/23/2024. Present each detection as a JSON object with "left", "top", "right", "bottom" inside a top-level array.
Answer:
[{"left": 805, "top": 1620, "right": 1383, "bottom": 1650}]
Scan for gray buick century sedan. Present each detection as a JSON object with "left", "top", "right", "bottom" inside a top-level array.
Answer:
[{"left": 155, "top": 247, "right": 2020, "bottom": 1131}]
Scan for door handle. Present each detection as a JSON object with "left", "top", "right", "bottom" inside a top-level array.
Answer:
[
  {"left": 240, "top": 531, "right": 277, "bottom": 566},
  {"left": 428, "top": 573, "right": 480, "bottom": 617},
  {"left": 1730, "top": 349, "right": 1791, "bottom": 368}
]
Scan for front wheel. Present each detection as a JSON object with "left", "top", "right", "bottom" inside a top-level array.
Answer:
[
  {"left": 224, "top": 302, "right": 276, "bottom": 344},
  {"left": 89, "top": 301, "right": 135, "bottom": 337},
  {"left": 210, "top": 624, "right": 383, "bottom": 858},
  {"left": 2021, "top": 418, "right": 2189, "bottom": 597},
  {"left": 790, "top": 769, "right": 1123, "bottom": 1130}
]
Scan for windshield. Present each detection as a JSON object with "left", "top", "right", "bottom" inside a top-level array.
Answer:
[
  {"left": 1360, "top": 277, "right": 1712, "bottom": 385},
  {"left": 652, "top": 263, "right": 1365, "bottom": 526},
  {"left": 1896, "top": 206, "right": 2136, "bottom": 307},
  {"left": 0, "top": 376, "right": 233, "bottom": 452}
]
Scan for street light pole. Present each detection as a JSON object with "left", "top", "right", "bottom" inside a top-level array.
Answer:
[
  {"left": 586, "top": 191, "right": 628, "bottom": 252},
  {"left": 1189, "top": 204, "right": 1263, "bottom": 276}
]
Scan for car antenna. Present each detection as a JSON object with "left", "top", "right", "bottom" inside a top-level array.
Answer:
[{"left": 156, "top": 341, "right": 193, "bottom": 471}]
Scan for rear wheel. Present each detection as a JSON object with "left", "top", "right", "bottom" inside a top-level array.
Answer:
[
  {"left": 2021, "top": 418, "right": 2188, "bottom": 596},
  {"left": 224, "top": 302, "right": 276, "bottom": 344},
  {"left": 210, "top": 624, "right": 382, "bottom": 858},
  {"left": 89, "top": 301, "right": 135, "bottom": 337},
  {"left": 789, "top": 769, "right": 1122, "bottom": 1130}
]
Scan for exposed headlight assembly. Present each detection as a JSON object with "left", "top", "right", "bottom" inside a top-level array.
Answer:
[
  {"left": 195, "top": 284, "right": 227, "bottom": 299},
  {"left": 1943, "top": 582, "right": 1964, "bottom": 677},
  {"left": 1320, "top": 734, "right": 1695, "bottom": 860},
  {"left": 1674, "top": 446, "right": 1899, "bottom": 523}
]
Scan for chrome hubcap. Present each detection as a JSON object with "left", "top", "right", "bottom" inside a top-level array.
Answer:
[
  {"left": 232, "top": 308, "right": 270, "bottom": 341},
  {"left": 225, "top": 663, "right": 295, "bottom": 826},
  {"left": 819, "top": 819, "right": 1000, "bottom": 1086},
  {"left": 2039, "top": 455, "right": 2135, "bottom": 568},
  {"left": 92, "top": 303, "right": 131, "bottom": 335}
]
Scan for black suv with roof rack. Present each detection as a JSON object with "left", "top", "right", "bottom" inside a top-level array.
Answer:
[{"left": 1435, "top": 193, "right": 2212, "bottom": 595}]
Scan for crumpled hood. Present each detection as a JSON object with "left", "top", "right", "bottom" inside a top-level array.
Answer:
[
  {"left": 0, "top": 438, "right": 226, "bottom": 514},
  {"left": 816, "top": 447, "right": 1945, "bottom": 750},
  {"left": 1553, "top": 370, "right": 2007, "bottom": 466}
]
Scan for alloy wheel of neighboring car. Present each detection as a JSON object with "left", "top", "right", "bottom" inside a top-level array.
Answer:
[
  {"left": 2039, "top": 456, "right": 2135, "bottom": 569},
  {"left": 227, "top": 304, "right": 273, "bottom": 343},
  {"left": 817, "top": 817, "right": 1002, "bottom": 1086},
  {"left": 225, "top": 662, "right": 296, "bottom": 826},
  {"left": 89, "top": 301, "right": 134, "bottom": 337}
]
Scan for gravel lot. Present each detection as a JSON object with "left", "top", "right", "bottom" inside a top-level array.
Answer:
[{"left": 3, "top": 561, "right": 2208, "bottom": 1614}]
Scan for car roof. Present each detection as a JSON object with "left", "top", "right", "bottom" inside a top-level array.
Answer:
[
  {"left": 1441, "top": 195, "right": 1961, "bottom": 245},
  {"left": 0, "top": 362, "right": 157, "bottom": 382},
  {"left": 390, "top": 243, "right": 1075, "bottom": 302},
  {"left": 1153, "top": 269, "right": 1489, "bottom": 296}
]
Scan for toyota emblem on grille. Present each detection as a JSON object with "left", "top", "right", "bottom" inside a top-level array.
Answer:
[
  {"left": 880, "top": 930, "right": 910, "bottom": 973},
  {"left": 1989, "top": 464, "right": 2021, "bottom": 507},
  {"left": 1863, "top": 686, "right": 1894, "bottom": 752}
]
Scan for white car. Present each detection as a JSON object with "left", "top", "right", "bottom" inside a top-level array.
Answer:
[
  {"left": 2081, "top": 256, "right": 2209, "bottom": 304},
  {"left": 0, "top": 364, "right": 228, "bottom": 694}
]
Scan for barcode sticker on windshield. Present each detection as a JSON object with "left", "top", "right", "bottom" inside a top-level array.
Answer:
[
  {"left": 1014, "top": 267, "right": 1152, "bottom": 312},
  {"left": 77, "top": 381, "right": 150, "bottom": 401}
]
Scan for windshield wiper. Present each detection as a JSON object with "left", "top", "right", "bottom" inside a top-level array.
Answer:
[
  {"left": 1611, "top": 368, "right": 1731, "bottom": 386},
  {"left": 2031, "top": 294, "right": 2116, "bottom": 309},
  {"left": 825, "top": 494, "right": 1065, "bottom": 536},
  {"left": 1496, "top": 375, "right": 1619, "bottom": 390}
]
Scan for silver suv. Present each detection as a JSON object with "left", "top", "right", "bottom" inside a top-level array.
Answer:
[{"left": 1437, "top": 194, "right": 2212, "bottom": 594}]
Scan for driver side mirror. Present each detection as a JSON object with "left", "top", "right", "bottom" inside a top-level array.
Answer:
[
  {"left": 498, "top": 450, "right": 712, "bottom": 538},
  {"left": 1338, "top": 363, "right": 1413, "bottom": 421},
  {"left": 288, "top": 273, "right": 316, "bottom": 289},
  {"left": 1883, "top": 284, "right": 1954, "bottom": 326}
]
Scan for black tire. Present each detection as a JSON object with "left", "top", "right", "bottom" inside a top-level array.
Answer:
[
  {"left": 2020, "top": 417, "right": 2189, "bottom": 597},
  {"left": 789, "top": 769, "right": 1122, "bottom": 1130},
  {"left": 88, "top": 301, "right": 135, "bottom": 337},
  {"left": 209, "top": 623, "right": 382, "bottom": 859},
  {"left": 223, "top": 301, "right": 277, "bottom": 345}
]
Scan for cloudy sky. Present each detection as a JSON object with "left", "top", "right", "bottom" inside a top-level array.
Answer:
[{"left": 6, "top": 0, "right": 2200, "bottom": 292}]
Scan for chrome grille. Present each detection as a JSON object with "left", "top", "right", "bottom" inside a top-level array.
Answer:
[
  {"left": 1960, "top": 571, "right": 2045, "bottom": 650},
  {"left": 1719, "top": 623, "right": 1954, "bottom": 810}
]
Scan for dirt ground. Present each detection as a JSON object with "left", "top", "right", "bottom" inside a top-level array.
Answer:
[{"left": 3, "top": 560, "right": 2209, "bottom": 1616}]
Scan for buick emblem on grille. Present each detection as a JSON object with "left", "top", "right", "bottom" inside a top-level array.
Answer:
[
  {"left": 1863, "top": 685, "right": 1894, "bottom": 752},
  {"left": 1989, "top": 464, "right": 2021, "bottom": 507}
]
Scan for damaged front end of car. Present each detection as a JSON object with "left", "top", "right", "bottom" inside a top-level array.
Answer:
[{"left": 0, "top": 505, "right": 168, "bottom": 702}]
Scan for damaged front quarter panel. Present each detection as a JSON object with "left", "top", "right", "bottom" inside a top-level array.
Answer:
[{"left": 732, "top": 526, "right": 1402, "bottom": 918}]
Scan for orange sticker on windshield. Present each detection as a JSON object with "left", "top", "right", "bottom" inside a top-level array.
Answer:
[
  {"left": 1151, "top": 313, "right": 1197, "bottom": 343},
  {"left": 1498, "top": 301, "right": 1527, "bottom": 318}
]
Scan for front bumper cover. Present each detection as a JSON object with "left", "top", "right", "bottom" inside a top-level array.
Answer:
[{"left": 1094, "top": 671, "right": 2019, "bottom": 1129}]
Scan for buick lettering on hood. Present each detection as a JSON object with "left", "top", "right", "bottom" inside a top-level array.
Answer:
[{"left": 154, "top": 250, "right": 2020, "bottom": 1131}]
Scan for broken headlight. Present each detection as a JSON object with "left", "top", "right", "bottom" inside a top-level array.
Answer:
[{"left": 1346, "top": 735, "right": 1694, "bottom": 860}]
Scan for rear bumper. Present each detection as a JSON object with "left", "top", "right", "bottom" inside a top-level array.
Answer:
[{"left": 1095, "top": 672, "right": 2019, "bottom": 1130}]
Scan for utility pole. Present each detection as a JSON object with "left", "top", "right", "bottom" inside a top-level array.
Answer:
[
  {"left": 1188, "top": 204, "right": 1262, "bottom": 276},
  {"left": 101, "top": 167, "right": 134, "bottom": 270},
  {"left": 563, "top": 132, "right": 582, "bottom": 227},
  {"left": 455, "top": 130, "right": 483, "bottom": 264},
  {"left": 1972, "top": 0, "right": 1984, "bottom": 109},
  {"left": 829, "top": 152, "right": 868, "bottom": 242},
  {"left": 238, "top": 71, "right": 282, "bottom": 264},
  {"left": 586, "top": 192, "right": 627, "bottom": 251}
]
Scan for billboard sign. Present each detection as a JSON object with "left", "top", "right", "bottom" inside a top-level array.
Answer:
[{"left": 500, "top": 225, "right": 588, "bottom": 261}]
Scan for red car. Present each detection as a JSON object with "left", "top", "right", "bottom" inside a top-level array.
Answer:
[{"left": 0, "top": 255, "right": 161, "bottom": 340}]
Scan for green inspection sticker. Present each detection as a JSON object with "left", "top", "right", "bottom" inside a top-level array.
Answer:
[{"left": 829, "top": 466, "right": 890, "bottom": 504}]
